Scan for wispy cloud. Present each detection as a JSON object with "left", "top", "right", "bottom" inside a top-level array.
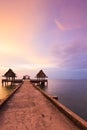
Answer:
[
  {"left": 55, "top": 19, "right": 65, "bottom": 31},
  {"left": 54, "top": 0, "right": 87, "bottom": 31},
  {"left": 51, "top": 40, "right": 87, "bottom": 69},
  {"left": 55, "top": 19, "right": 82, "bottom": 31}
]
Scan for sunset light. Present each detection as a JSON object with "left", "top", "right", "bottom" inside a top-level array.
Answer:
[
  {"left": 0, "top": 1, "right": 87, "bottom": 127},
  {"left": 0, "top": 0, "right": 87, "bottom": 79}
]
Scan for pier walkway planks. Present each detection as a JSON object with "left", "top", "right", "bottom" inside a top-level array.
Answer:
[{"left": 0, "top": 81, "right": 81, "bottom": 130}]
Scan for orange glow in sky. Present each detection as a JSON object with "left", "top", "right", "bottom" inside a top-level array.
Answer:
[{"left": 0, "top": 0, "right": 87, "bottom": 79}]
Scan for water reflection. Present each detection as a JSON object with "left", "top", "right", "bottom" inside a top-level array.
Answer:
[
  {"left": 0, "top": 82, "right": 14, "bottom": 100},
  {"left": 38, "top": 84, "right": 47, "bottom": 91},
  {"left": 45, "top": 79, "right": 87, "bottom": 121},
  {"left": 0, "top": 79, "right": 87, "bottom": 121}
]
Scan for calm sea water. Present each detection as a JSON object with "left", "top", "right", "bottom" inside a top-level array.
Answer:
[
  {"left": 0, "top": 79, "right": 87, "bottom": 121},
  {"left": 0, "top": 81, "right": 14, "bottom": 100},
  {"left": 45, "top": 79, "right": 87, "bottom": 121}
]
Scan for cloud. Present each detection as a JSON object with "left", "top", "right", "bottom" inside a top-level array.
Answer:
[
  {"left": 51, "top": 40, "right": 87, "bottom": 69},
  {"left": 54, "top": 0, "right": 87, "bottom": 31},
  {"left": 55, "top": 19, "right": 82, "bottom": 31},
  {"left": 55, "top": 19, "right": 65, "bottom": 31}
]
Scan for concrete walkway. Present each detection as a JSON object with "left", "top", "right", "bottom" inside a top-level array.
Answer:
[{"left": 0, "top": 81, "right": 81, "bottom": 130}]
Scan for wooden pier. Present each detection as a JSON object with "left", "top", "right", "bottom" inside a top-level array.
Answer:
[
  {"left": 2, "top": 69, "right": 48, "bottom": 87},
  {"left": 0, "top": 80, "right": 86, "bottom": 130},
  {"left": 2, "top": 79, "right": 23, "bottom": 86},
  {"left": 30, "top": 79, "right": 48, "bottom": 86},
  {"left": 2, "top": 78, "right": 48, "bottom": 87}
]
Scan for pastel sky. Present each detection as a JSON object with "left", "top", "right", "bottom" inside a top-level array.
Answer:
[{"left": 0, "top": 0, "right": 87, "bottom": 79}]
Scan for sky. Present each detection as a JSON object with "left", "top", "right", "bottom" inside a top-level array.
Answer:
[{"left": 0, "top": 0, "right": 87, "bottom": 79}]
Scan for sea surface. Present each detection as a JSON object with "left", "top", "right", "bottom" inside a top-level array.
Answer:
[
  {"left": 45, "top": 79, "right": 87, "bottom": 121},
  {"left": 0, "top": 82, "right": 14, "bottom": 100},
  {"left": 0, "top": 79, "right": 87, "bottom": 121}
]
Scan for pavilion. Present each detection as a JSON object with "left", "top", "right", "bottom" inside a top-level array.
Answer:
[
  {"left": 2, "top": 69, "right": 16, "bottom": 86},
  {"left": 35, "top": 70, "right": 48, "bottom": 86},
  {"left": 35, "top": 70, "right": 48, "bottom": 80}
]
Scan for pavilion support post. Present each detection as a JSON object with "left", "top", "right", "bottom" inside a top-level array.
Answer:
[
  {"left": 2, "top": 81, "right": 3, "bottom": 87},
  {"left": 5, "top": 82, "right": 6, "bottom": 87},
  {"left": 46, "top": 80, "right": 48, "bottom": 87}
]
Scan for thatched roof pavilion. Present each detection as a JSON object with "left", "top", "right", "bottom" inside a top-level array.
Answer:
[
  {"left": 36, "top": 70, "right": 48, "bottom": 79},
  {"left": 3, "top": 68, "right": 16, "bottom": 79}
]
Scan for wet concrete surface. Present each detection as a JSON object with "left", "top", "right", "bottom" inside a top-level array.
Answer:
[{"left": 0, "top": 81, "right": 81, "bottom": 130}]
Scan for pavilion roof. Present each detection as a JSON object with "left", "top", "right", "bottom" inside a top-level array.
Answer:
[
  {"left": 36, "top": 70, "right": 48, "bottom": 78},
  {"left": 3, "top": 68, "right": 16, "bottom": 77}
]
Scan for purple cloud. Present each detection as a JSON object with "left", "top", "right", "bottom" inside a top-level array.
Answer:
[
  {"left": 55, "top": 0, "right": 87, "bottom": 30},
  {"left": 51, "top": 40, "right": 87, "bottom": 69}
]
